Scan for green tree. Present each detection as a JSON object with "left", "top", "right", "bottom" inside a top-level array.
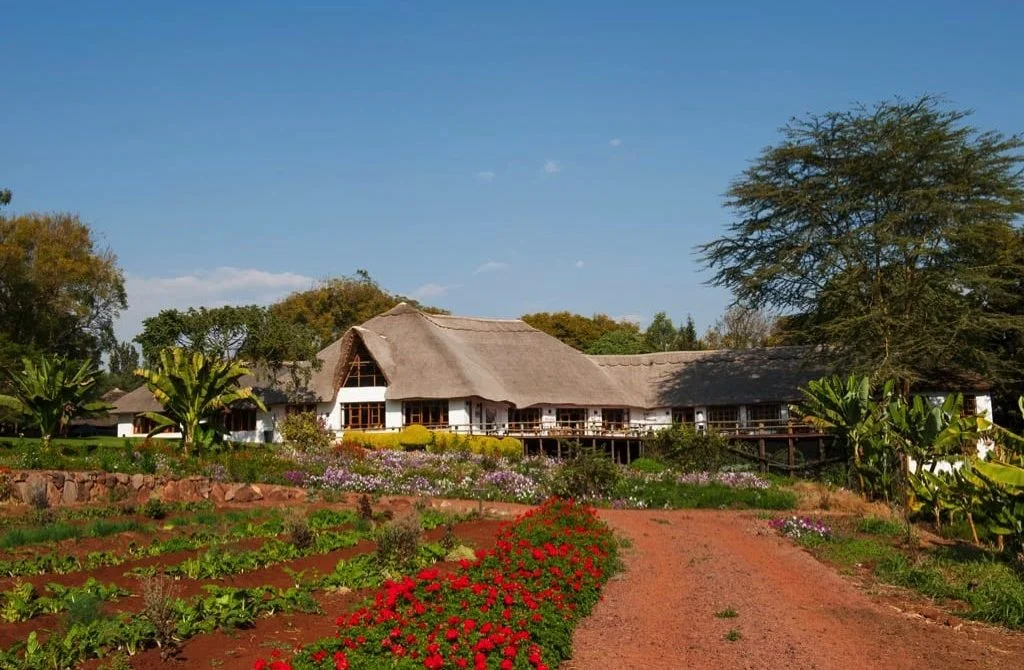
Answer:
[
  {"left": 521, "top": 311, "right": 640, "bottom": 352},
  {"left": 0, "top": 355, "right": 108, "bottom": 447},
  {"left": 644, "top": 312, "right": 677, "bottom": 352},
  {"left": 134, "top": 348, "right": 266, "bottom": 456},
  {"left": 135, "top": 305, "right": 320, "bottom": 391},
  {"left": 699, "top": 96, "right": 1024, "bottom": 391},
  {"left": 270, "top": 270, "right": 446, "bottom": 345},
  {"left": 0, "top": 189, "right": 10, "bottom": 207},
  {"left": 0, "top": 212, "right": 126, "bottom": 367},
  {"left": 676, "top": 315, "right": 700, "bottom": 350},
  {"left": 106, "top": 341, "right": 142, "bottom": 391},
  {"left": 586, "top": 329, "right": 646, "bottom": 355}
]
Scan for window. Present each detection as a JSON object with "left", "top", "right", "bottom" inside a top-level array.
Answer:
[
  {"left": 508, "top": 407, "right": 541, "bottom": 430},
  {"left": 403, "top": 400, "right": 448, "bottom": 427},
  {"left": 221, "top": 407, "right": 257, "bottom": 432},
  {"left": 963, "top": 395, "right": 978, "bottom": 416},
  {"left": 133, "top": 415, "right": 173, "bottom": 435},
  {"left": 601, "top": 408, "right": 629, "bottom": 430},
  {"left": 746, "top": 403, "right": 782, "bottom": 425},
  {"left": 342, "top": 343, "right": 387, "bottom": 388},
  {"left": 671, "top": 407, "right": 695, "bottom": 424},
  {"left": 555, "top": 408, "right": 587, "bottom": 430},
  {"left": 706, "top": 406, "right": 740, "bottom": 426},
  {"left": 286, "top": 403, "right": 318, "bottom": 416},
  {"left": 343, "top": 402, "right": 385, "bottom": 429}
]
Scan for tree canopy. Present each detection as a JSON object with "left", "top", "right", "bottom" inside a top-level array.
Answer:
[
  {"left": 0, "top": 212, "right": 126, "bottom": 368},
  {"left": 520, "top": 312, "right": 640, "bottom": 352},
  {"left": 699, "top": 96, "right": 1024, "bottom": 390},
  {"left": 702, "top": 306, "right": 776, "bottom": 350},
  {"left": 104, "top": 341, "right": 143, "bottom": 392},
  {"left": 135, "top": 304, "right": 320, "bottom": 390},
  {"left": 270, "top": 270, "right": 446, "bottom": 345}
]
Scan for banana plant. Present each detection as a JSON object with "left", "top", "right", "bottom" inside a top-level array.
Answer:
[
  {"left": 792, "top": 375, "right": 891, "bottom": 497},
  {"left": 134, "top": 347, "right": 266, "bottom": 456},
  {"left": 0, "top": 355, "right": 109, "bottom": 448}
]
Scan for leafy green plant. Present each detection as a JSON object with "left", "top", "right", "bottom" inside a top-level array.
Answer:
[
  {"left": 551, "top": 443, "right": 621, "bottom": 498},
  {"left": 280, "top": 411, "right": 333, "bottom": 453},
  {"left": 724, "top": 628, "right": 742, "bottom": 641},
  {"left": 647, "top": 424, "right": 730, "bottom": 472},
  {"left": 142, "top": 497, "right": 167, "bottom": 520},
  {"left": 715, "top": 607, "right": 738, "bottom": 619},
  {"left": 375, "top": 514, "right": 422, "bottom": 572}
]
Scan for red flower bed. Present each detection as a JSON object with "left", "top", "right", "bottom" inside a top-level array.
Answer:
[{"left": 253, "top": 498, "right": 619, "bottom": 669}]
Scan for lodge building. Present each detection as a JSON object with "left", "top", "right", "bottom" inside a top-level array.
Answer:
[{"left": 110, "top": 304, "right": 992, "bottom": 461}]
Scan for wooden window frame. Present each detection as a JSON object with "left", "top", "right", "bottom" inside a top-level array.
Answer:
[
  {"left": 508, "top": 407, "right": 541, "bottom": 430},
  {"left": 746, "top": 403, "right": 782, "bottom": 425},
  {"left": 285, "top": 403, "right": 318, "bottom": 416},
  {"left": 342, "top": 343, "right": 388, "bottom": 388},
  {"left": 555, "top": 408, "right": 587, "bottom": 430},
  {"left": 403, "top": 400, "right": 449, "bottom": 428},
  {"left": 671, "top": 407, "right": 695, "bottom": 424},
  {"left": 221, "top": 407, "right": 257, "bottom": 432},
  {"left": 601, "top": 408, "right": 629, "bottom": 431},
  {"left": 343, "top": 402, "right": 385, "bottom": 430},
  {"left": 706, "top": 405, "right": 740, "bottom": 426},
  {"left": 133, "top": 415, "right": 173, "bottom": 435}
]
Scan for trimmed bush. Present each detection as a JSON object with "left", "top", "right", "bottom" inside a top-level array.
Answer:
[
  {"left": 279, "top": 411, "right": 333, "bottom": 453},
  {"left": 344, "top": 427, "right": 522, "bottom": 457}
]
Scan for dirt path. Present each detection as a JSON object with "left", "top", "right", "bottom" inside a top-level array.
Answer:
[{"left": 566, "top": 510, "right": 1024, "bottom": 670}]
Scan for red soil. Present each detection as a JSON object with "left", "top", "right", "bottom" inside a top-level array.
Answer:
[{"left": 566, "top": 509, "right": 1024, "bottom": 670}]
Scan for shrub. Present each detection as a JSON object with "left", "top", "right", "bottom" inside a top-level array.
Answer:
[
  {"left": 286, "top": 513, "right": 314, "bottom": 551},
  {"left": 280, "top": 411, "right": 333, "bottom": 453},
  {"left": 139, "top": 574, "right": 180, "bottom": 659},
  {"left": 552, "top": 443, "right": 621, "bottom": 498},
  {"left": 629, "top": 457, "right": 667, "bottom": 473},
  {"left": 356, "top": 494, "right": 373, "bottom": 522},
  {"left": 375, "top": 514, "right": 421, "bottom": 572},
  {"left": 647, "top": 423, "right": 730, "bottom": 472},
  {"left": 142, "top": 497, "right": 167, "bottom": 520},
  {"left": 399, "top": 424, "right": 431, "bottom": 449},
  {"left": 64, "top": 592, "right": 105, "bottom": 628}
]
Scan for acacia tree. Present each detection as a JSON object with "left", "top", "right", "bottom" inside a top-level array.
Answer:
[
  {"left": 135, "top": 348, "right": 266, "bottom": 456},
  {"left": 0, "top": 355, "right": 108, "bottom": 447},
  {"left": 699, "top": 96, "right": 1024, "bottom": 391}
]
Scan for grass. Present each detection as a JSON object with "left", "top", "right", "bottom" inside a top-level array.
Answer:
[
  {"left": 627, "top": 480, "right": 797, "bottom": 510},
  {"left": 794, "top": 527, "right": 1024, "bottom": 629},
  {"left": 0, "top": 518, "right": 146, "bottom": 549},
  {"left": 724, "top": 628, "right": 742, "bottom": 641},
  {"left": 714, "top": 607, "right": 738, "bottom": 619},
  {"left": 855, "top": 516, "right": 906, "bottom": 537}
]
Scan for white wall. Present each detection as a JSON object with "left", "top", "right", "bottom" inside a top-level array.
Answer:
[
  {"left": 448, "top": 398, "right": 470, "bottom": 432},
  {"left": 386, "top": 400, "right": 403, "bottom": 429}
]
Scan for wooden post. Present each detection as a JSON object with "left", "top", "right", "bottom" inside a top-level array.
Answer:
[
  {"left": 818, "top": 437, "right": 825, "bottom": 463},
  {"left": 787, "top": 421, "right": 796, "bottom": 470},
  {"left": 758, "top": 437, "right": 766, "bottom": 472}
]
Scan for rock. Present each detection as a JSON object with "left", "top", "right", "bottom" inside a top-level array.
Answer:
[
  {"left": 227, "top": 484, "right": 262, "bottom": 503},
  {"left": 130, "top": 474, "right": 145, "bottom": 490},
  {"left": 115, "top": 473, "right": 129, "bottom": 485},
  {"left": 62, "top": 480, "right": 78, "bottom": 505}
]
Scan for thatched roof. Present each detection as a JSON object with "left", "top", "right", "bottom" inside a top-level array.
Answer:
[
  {"left": 333, "top": 304, "right": 633, "bottom": 407},
  {"left": 589, "top": 347, "right": 830, "bottom": 408},
  {"left": 112, "top": 304, "right": 989, "bottom": 417}
]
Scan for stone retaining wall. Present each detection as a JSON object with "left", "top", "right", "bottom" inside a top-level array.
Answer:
[{"left": 3, "top": 470, "right": 306, "bottom": 506}]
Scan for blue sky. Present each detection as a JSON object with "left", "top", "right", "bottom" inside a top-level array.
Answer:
[{"left": 4, "top": 1, "right": 1023, "bottom": 342}]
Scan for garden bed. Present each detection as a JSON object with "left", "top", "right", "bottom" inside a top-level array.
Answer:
[{"left": 0, "top": 496, "right": 503, "bottom": 669}]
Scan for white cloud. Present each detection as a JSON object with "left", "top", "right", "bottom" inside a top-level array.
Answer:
[
  {"left": 116, "top": 266, "right": 314, "bottom": 342},
  {"left": 609, "top": 138, "right": 622, "bottom": 147},
  {"left": 474, "top": 260, "right": 509, "bottom": 274},
  {"left": 574, "top": 260, "right": 585, "bottom": 269},
  {"left": 542, "top": 159, "right": 562, "bottom": 174},
  {"left": 476, "top": 171, "right": 496, "bottom": 181},
  {"left": 410, "top": 282, "right": 455, "bottom": 299}
]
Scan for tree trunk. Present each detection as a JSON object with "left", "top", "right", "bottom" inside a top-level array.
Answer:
[{"left": 967, "top": 513, "right": 980, "bottom": 546}]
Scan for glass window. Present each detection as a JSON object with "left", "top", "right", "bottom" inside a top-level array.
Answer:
[
  {"left": 343, "top": 402, "right": 385, "bottom": 429},
  {"left": 342, "top": 343, "right": 387, "bottom": 387},
  {"left": 403, "top": 400, "right": 448, "bottom": 427}
]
